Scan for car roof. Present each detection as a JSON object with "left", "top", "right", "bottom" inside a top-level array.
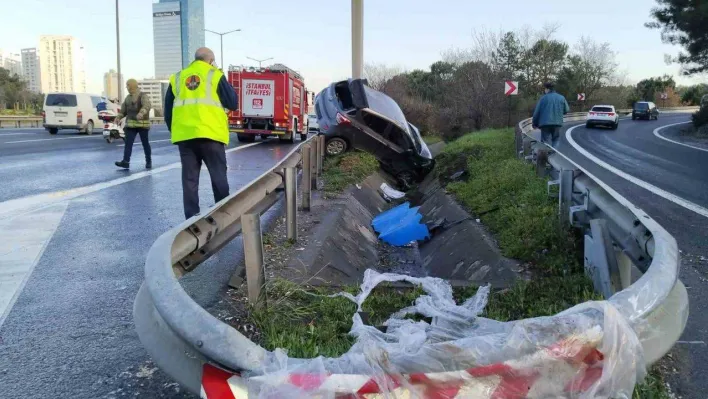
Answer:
[{"left": 591, "top": 105, "right": 615, "bottom": 108}]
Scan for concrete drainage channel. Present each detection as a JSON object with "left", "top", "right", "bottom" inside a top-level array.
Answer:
[{"left": 134, "top": 117, "right": 688, "bottom": 397}]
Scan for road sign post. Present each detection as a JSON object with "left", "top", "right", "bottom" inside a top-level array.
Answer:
[
  {"left": 505, "top": 81, "right": 518, "bottom": 126},
  {"left": 661, "top": 92, "right": 668, "bottom": 108},
  {"left": 577, "top": 93, "right": 586, "bottom": 112}
]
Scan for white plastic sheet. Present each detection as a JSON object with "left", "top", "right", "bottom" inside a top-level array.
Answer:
[{"left": 245, "top": 269, "right": 645, "bottom": 398}]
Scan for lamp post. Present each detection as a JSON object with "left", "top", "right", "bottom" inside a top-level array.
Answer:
[
  {"left": 246, "top": 56, "right": 274, "bottom": 68},
  {"left": 351, "top": 0, "right": 363, "bottom": 78},
  {"left": 116, "top": 0, "right": 122, "bottom": 100},
  {"left": 205, "top": 28, "right": 242, "bottom": 69}
]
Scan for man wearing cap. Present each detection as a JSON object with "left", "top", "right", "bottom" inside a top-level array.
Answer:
[
  {"left": 532, "top": 82, "right": 570, "bottom": 148},
  {"left": 115, "top": 79, "right": 152, "bottom": 169},
  {"left": 164, "top": 47, "right": 238, "bottom": 219}
]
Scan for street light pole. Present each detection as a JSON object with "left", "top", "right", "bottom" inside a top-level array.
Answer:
[
  {"left": 116, "top": 0, "right": 122, "bottom": 100},
  {"left": 246, "top": 57, "right": 274, "bottom": 68},
  {"left": 205, "top": 28, "right": 241, "bottom": 69},
  {"left": 351, "top": 0, "right": 363, "bottom": 79}
]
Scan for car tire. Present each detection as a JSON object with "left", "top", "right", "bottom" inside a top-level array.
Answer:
[
  {"left": 632, "top": 115, "right": 636, "bottom": 121},
  {"left": 237, "top": 134, "right": 255, "bottom": 142},
  {"left": 586, "top": 122, "right": 593, "bottom": 129},
  {"left": 49, "top": 128, "right": 58, "bottom": 135},
  {"left": 85, "top": 120, "right": 94, "bottom": 135},
  {"left": 325, "top": 137, "right": 348, "bottom": 156},
  {"left": 612, "top": 122, "right": 618, "bottom": 130}
]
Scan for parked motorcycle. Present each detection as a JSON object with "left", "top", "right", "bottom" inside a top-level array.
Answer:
[{"left": 98, "top": 111, "right": 125, "bottom": 144}]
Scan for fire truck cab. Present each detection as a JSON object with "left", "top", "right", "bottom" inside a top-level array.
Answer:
[{"left": 227, "top": 64, "right": 309, "bottom": 143}]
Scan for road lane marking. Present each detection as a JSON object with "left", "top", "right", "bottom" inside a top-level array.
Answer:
[
  {"left": 0, "top": 141, "right": 263, "bottom": 221},
  {"left": 117, "top": 139, "right": 172, "bottom": 147},
  {"left": 653, "top": 121, "right": 708, "bottom": 153},
  {"left": 5, "top": 135, "right": 102, "bottom": 144},
  {"left": 566, "top": 124, "right": 708, "bottom": 219},
  {"left": 0, "top": 202, "right": 67, "bottom": 329}
]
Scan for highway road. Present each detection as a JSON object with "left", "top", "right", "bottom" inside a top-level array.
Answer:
[
  {"left": 556, "top": 113, "right": 708, "bottom": 398},
  {"left": 0, "top": 126, "right": 302, "bottom": 398}
]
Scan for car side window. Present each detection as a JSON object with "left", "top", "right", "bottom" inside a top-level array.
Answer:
[
  {"left": 388, "top": 124, "right": 413, "bottom": 151},
  {"left": 91, "top": 96, "right": 102, "bottom": 108},
  {"left": 362, "top": 112, "right": 390, "bottom": 136}
]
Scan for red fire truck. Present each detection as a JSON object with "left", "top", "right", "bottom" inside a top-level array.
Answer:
[{"left": 227, "top": 64, "right": 309, "bottom": 143}]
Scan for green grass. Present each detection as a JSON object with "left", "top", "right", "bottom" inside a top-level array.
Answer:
[
  {"left": 249, "top": 128, "right": 668, "bottom": 395},
  {"left": 322, "top": 151, "right": 379, "bottom": 194}
]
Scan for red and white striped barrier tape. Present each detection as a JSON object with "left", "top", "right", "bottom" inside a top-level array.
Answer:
[{"left": 200, "top": 332, "right": 605, "bottom": 399}]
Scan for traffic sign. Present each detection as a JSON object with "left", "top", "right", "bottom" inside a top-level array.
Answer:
[
  {"left": 660, "top": 92, "right": 668, "bottom": 100},
  {"left": 577, "top": 93, "right": 586, "bottom": 101},
  {"left": 504, "top": 81, "right": 518, "bottom": 96}
]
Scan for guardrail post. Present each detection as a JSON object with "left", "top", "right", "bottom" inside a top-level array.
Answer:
[
  {"left": 242, "top": 213, "right": 266, "bottom": 309},
  {"left": 302, "top": 144, "right": 312, "bottom": 211},
  {"left": 535, "top": 149, "right": 548, "bottom": 177},
  {"left": 559, "top": 169, "right": 574, "bottom": 226},
  {"left": 585, "top": 219, "right": 622, "bottom": 298},
  {"left": 310, "top": 138, "right": 318, "bottom": 190},
  {"left": 285, "top": 167, "right": 298, "bottom": 241},
  {"left": 317, "top": 135, "right": 325, "bottom": 174}
]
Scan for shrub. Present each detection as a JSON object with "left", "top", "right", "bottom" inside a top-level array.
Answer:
[{"left": 692, "top": 106, "right": 708, "bottom": 129}]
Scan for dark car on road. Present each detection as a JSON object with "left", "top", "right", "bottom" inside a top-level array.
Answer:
[
  {"left": 632, "top": 101, "right": 659, "bottom": 120},
  {"left": 315, "top": 79, "right": 435, "bottom": 187}
]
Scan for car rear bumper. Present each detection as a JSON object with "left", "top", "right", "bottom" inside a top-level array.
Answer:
[
  {"left": 587, "top": 119, "right": 616, "bottom": 126},
  {"left": 44, "top": 124, "right": 83, "bottom": 130}
]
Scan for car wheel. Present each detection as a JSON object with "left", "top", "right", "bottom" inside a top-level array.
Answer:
[
  {"left": 612, "top": 122, "right": 618, "bottom": 130},
  {"left": 325, "top": 137, "right": 348, "bottom": 156},
  {"left": 237, "top": 134, "right": 255, "bottom": 142},
  {"left": 49, "top": 128, "right": 58, "bottom": 135},
  {"left": 585, "top": 122, "right": 593, "bottom": 129},
  {"left": 85, "top": 120, "right": 94, "bottom": 135},
  {"left": 279, "top": 134, "right": 295, "bottom": 144}
]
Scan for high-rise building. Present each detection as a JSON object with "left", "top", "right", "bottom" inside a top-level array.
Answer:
[
  {"left": 38, "top": 35, "right": 87, "bottom": 93},
  {"left": 103, "top": 69, "right": 124, "bottom": 100},
  {"left": 137, "top": 79, "right": 170, "bottom": 113},
  {"left": 0, "top": 50, "right": 23, "bottom": 77},
  {"left": 21, "top": 48, "right": 41, "bottom": 93},
  {"left": 153, "top": 0, "right": 205, "bottom": 78}
]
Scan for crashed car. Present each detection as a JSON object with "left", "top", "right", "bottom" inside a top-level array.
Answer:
[{"left": 315, "top": 79, "right": 435, "bottom": 187}]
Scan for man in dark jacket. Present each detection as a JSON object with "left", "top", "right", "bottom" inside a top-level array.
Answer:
[
  {"left": 532, "top": 82, "right": 570, "bottom": 148},
  {"left": 164, "top": 47, "right": 238, "bottom": 219}
]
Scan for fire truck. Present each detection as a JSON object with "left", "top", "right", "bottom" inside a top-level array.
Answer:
[{"left": 227, "top": 64, "right": 309, "bottom": 143}]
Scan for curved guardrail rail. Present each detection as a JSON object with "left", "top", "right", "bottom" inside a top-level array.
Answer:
[{"left": 134, "top": 114, "right": 689, "bottom": 396}]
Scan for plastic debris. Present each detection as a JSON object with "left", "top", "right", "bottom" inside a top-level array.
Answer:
[
  {"left": 380, "top": 182, "right": 406, "bottom": 201},
  {"left": 238, "top": 269, "right": 645, "bottom": 399},
  {"left": 372, "top": 202, "right": 430, "bottom": 246}
]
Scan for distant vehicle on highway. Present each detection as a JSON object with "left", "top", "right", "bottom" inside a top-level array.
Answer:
[
  {"left": 632, "top": 101, "right": 659, "bottom": 120},
  {"left": 586, "top": 105, "right": 619, "bottom": 130},
  {"left": 43, "top": 92, "right": 107, "bottom": 135},
  {"left": 315, "top": 78, "right": 434, "bottom": 187},
  {"left": 307, "top": 113, "right": 319, "bottom": 134}
]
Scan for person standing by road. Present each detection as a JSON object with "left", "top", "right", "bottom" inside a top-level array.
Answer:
[
  {"left": 115, "top": 79, "right": 152, "bottom": 169},
  {"left": 532, "top": 82, "right": 570, "bottom": 148},
  {"left": 164, "top": 47, "right": 238, "bottom": 219}
]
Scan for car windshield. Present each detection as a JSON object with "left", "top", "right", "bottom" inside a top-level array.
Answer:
[
  {"left": 45, "top": 94, "right": 77, "bottom": 107},
  {"left": 634, "top": 103, "right": 649, "bottom": 110},
  {"left": 592, "top": 107, "right": 613, "bottom": 113}
]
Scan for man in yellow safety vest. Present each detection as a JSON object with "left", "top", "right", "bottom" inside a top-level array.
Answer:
[{"left": 164, "top": 47, "right": 238, "bottom": 219}]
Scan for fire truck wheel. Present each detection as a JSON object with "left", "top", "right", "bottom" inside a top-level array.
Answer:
[{"left": 237, "top": 134, "right": 255, "bottom": 143}]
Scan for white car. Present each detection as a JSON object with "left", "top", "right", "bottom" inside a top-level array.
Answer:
[
  {"left": 586, "top": 105, "right": 619, "bottom": 130},
  {"left": 43, "top": 92, "right": 108, "bottom": 135},
  {"left": 307, "top": 113, "right": 319, "bottom": 134}
]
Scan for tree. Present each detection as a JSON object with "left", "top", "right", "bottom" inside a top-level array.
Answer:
[
  {"left": 556, "top": 38, "right": 617, "bottom": 101},
  {"left": 524, "top": 39, "right": 569, "bottom": 93},
  {"left": 680, "top": 84, "right": 708, "bottom": 105},
  {"left": 363, "top": 63, "right": 403, "bottom": 91},
  {"left": 492, "top": 32, "right": 523, "bottom": 79},
  {"left": 647, "top": 0, "right": 708, "bottom": 74}
]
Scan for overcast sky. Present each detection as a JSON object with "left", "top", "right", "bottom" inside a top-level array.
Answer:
[{"left": 1, "top": 0, "right": 705, "bottom": 95}]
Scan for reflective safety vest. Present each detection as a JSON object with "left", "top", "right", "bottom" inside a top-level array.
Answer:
[{"left": 169, "top": 61, "right": 229, "bottom": 145}]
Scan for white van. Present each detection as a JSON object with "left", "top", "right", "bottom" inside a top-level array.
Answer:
[{"left": 43, "top": 92, "right": 108, "bottom": 135}]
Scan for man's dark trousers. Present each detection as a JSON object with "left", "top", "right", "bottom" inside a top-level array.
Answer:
[
  {"left": 178, "top": 138, "right": 230, "bottom": 219},
  {"left": 122, "top": 127, "right": 152, "bottom": 164},
  {"left": 540, "top": 125, "right": 561, "bottom": 148}
]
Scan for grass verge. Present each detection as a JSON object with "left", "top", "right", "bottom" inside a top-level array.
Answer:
[
  {"left": 321, "top": 151, "right": 379, "bottom": 195},
  {"left": 247, "top": 128, "right": 668, "bottom": 396},
  {"left": 423, "top": 134, "right": 443, "bottom": 145}
]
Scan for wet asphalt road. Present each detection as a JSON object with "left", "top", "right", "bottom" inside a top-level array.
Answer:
[
  {"left": 556, "top": 113, "right": 708, "bottom": 398},
  {"left": 0, "top": 126, "right": 301, "bottom": 398}
]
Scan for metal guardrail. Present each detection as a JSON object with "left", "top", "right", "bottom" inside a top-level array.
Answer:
[
  {"left": 0, "top": 115, "right": 165, "bottom": 129},
  {"left": 516, "top": 112, "right": 689, "bottom": 365},
  {"left": 134, "top": 111, "right": 689, "bottom": 397}
]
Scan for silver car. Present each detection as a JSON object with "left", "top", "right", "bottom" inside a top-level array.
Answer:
[{"left": 307, "top": 113, "right": 319, "bottom": 134}]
